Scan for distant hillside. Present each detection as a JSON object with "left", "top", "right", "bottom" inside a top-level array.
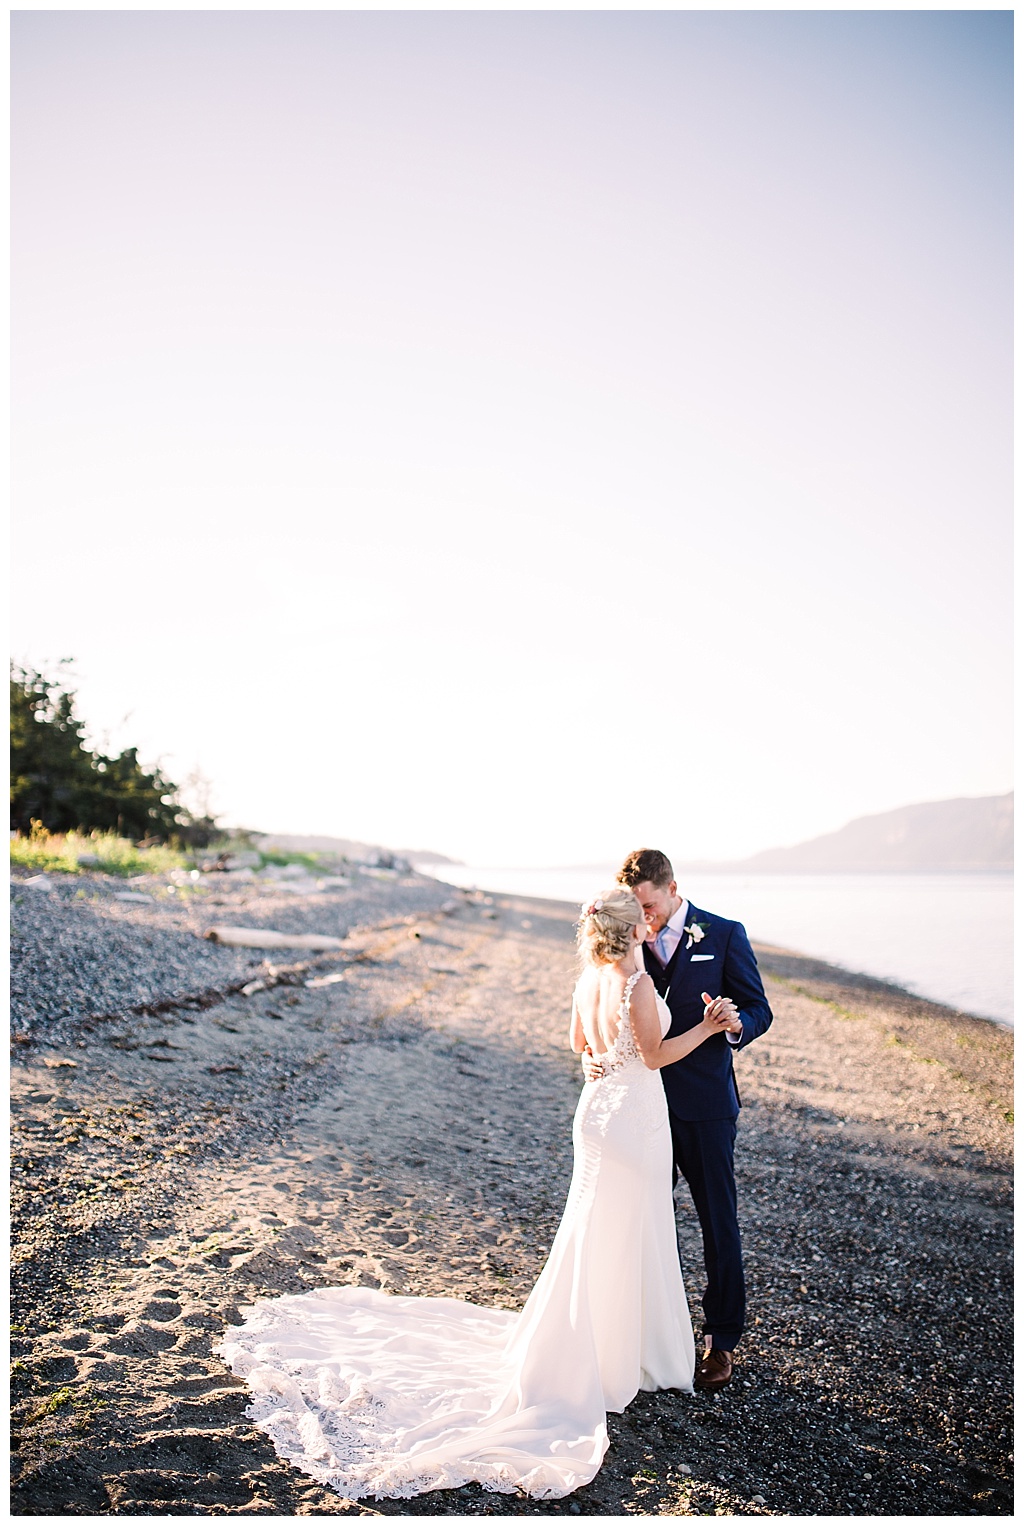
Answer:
[{"left": 733, "top": 794, "right": 1013, "bottom": 873}]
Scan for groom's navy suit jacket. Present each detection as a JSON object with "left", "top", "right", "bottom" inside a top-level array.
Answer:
[{"left": 644, "top": 904, "right": 773, "bottom": 1122}]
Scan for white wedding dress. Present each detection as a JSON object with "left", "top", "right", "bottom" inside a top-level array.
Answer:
[{"left": 217, "top": 971, "right": 694, "bottom": 1500}]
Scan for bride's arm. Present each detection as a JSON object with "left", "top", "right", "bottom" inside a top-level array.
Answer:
[
  {"left": 630, "top": 978, "right": 721, "bottom": 1070},
  {"left": 569, "top": 990, "right": 587, "bottom": 1054}
]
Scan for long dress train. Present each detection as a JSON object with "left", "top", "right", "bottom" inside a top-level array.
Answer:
[{"left": 216, "top": 971, "right": 694, "bottom": 1499}]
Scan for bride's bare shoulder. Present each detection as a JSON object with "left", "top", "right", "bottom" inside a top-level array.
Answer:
[{"left": 574, "top": 966, "right": 599, "bottom": 999}]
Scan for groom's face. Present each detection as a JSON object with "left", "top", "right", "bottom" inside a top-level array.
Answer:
[{"left": 633, "top": 880, "right": 679, "bottom": 936}]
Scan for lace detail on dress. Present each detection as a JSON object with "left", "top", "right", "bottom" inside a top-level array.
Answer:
[
  {"left": 596, "top": 970, "right": 644, "bottom": 1076},
  {"left": 218, "top": 1294, "right": 552, "bottom": 1501}
]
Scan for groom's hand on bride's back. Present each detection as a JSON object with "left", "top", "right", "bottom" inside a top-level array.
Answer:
[{"left": 581, "top": 1045, "right": 604, "bottom": 1082}]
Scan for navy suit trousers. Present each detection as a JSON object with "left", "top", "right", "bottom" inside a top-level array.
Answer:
[{"left": 669, "top": 1115, "right": 745, "bottom": 1350}]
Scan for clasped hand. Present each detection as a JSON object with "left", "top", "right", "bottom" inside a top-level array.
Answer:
[
  {"left": 702, "top": 992, "right": 743, "bottom": 1035},
  {"left": 581, "top": 993, "right": 742, "bottom": 1082}
]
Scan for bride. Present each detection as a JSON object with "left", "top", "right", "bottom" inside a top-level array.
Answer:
[{"left": 218, "top": 888, "right": 737, "bottom": 1500}]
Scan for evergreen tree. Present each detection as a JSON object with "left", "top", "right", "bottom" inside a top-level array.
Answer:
[{"left": 10, "top": 664, "right": 210, "bottom": 842}]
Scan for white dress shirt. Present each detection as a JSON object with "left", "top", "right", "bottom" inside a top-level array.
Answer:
[{"left": 647, "top": 896, "right": 743, "bottom": 1046}]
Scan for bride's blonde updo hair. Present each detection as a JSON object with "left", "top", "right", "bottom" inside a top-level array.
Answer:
[{"left": 576, "top": 886, "right": 645, "bottom": 967}]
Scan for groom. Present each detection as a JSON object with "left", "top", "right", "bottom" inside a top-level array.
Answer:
[{"left": 616, "top": 847, "right": 773, "bottom": 1391}]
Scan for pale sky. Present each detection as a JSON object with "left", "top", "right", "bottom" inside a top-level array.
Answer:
[{"left": 12, "top": 11, "right": 1012, "bottom": 865}]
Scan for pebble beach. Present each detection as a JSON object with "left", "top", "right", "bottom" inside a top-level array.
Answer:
[{"left": 9, "top": 865, "right": 1013, "bottom": 1517}]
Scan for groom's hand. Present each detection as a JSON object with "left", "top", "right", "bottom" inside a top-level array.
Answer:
[
  {"left": 702, "top": 993, "right": 743, "bottom": 1035},
  {"left": 581, "top": 1045, "right": 604, "bottom": 1083}
]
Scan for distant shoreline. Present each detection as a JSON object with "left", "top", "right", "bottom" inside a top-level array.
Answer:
[
  {"left": 678, "top": 864, "right": 1014, "bottom": 875},
  {"left": 505, "top": 890, "right": 1016, "bottom": 1080},
  {"left": 427, "top": 876, "right": 1013, "bottom": 1033},
  {"left": 417, "top": 862, "right": 1013, "bottom": 877}
]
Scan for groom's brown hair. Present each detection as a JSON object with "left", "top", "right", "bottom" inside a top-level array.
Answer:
[{"left": 617, "top": 848, "right": 674, "bottom": 889}]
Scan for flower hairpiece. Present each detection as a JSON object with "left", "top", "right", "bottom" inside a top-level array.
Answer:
[{"left": 582, "top": 898, "right": 604, "bottom": 917}]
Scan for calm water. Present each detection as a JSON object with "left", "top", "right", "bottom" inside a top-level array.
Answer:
[{"left": 423, "top": 865, "right": 1013, "bottom": 1027}]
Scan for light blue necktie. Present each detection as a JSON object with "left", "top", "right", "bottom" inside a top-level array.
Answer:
[{"left": 656, "top": 927, "right": 672, "bottom": 965}]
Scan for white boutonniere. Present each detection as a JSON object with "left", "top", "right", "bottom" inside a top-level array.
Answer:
[{"left": 684, "top": 921, "right": 710, "bottom": 950}]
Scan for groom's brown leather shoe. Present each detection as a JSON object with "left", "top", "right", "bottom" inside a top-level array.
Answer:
[{"left": 695, "top": 1347, "right": 734, "bottom": 1391}]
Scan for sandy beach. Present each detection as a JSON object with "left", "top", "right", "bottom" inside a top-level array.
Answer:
[{"left": 10, "top": 869, "right": 1013, "bottom": 1517}]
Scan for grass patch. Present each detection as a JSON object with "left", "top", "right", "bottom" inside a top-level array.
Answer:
[
  {"left": 28, "top": 1382, "right": 103, "bottom": 1426},
  {"left": 188, "top": 1232, "right": 223, "bottom": 1256},
  {"left": 33, "top": 1385, "right": 78, "bottom": 1417},
  {"left": 10, "top": 827, "right": 189, "bottom": 878},
  {"left": 259, "top": 849, "right": 327, "bottom": 870},
  {"left": 771, "top": 977, "right": 863, "bottom": 1022}
]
